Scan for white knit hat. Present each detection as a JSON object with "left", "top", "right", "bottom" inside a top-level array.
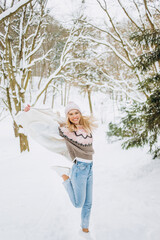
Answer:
[{"left": 65, "top": 101, "right": 81, "bottom": 116}]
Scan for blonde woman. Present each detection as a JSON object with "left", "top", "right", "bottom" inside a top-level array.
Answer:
[{"left": 23, "top": 102, "right": 97, "bottom": 234}]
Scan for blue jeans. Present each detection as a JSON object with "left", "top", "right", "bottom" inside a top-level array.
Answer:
[{"left": 63, "top": 160, "right": 93, "bottom": 229}]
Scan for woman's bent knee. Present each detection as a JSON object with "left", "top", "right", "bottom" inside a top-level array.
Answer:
[{"left": 74, "top": 201, "right": 83, "bottom": 208}]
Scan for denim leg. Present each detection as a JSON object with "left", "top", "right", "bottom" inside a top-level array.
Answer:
[
  {"left": 63, "top": 163, "right": 88, "bottom": 208},
  {"left": 81, "top": 168, "right": 93, "bottom": 229}
]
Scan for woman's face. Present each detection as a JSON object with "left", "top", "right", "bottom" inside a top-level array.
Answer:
[{"left": 68, "top": 109, "right": 81, "bottom": 125}]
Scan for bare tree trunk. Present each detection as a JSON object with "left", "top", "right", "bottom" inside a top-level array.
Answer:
[
  {"left": 61, "top": 81, "right": 63, "bottom": 106},
  {"left": 38, "top": 76, "right": 43, "bottom": 89},
  {"left": 67, "top": 83, "right": 71, "bottom": 104},
  {"left": 38, "top": 61, "right": 46, "bottom": 89},
  {"left": 6, "top": 87, "right": 12, "bottom": 114},
  {"left": 19, "top": 133, "right": 29, "bottom": 152},
  {"left": 14, "top": 120, "right": 30, "bottom": 152},
  {"left": 86, "top": 86, "right": 93, "bottom": 114},
  {"left": 51, "top": 94, "right": 54, "bottom": 108},
  {"left": 112, "top": 91, "right": 115, "bottom": 123},
  {"left": 51, "top": 87, "right": 55, "bottom": 108},
  {"left": 64, "top": 82, "right": 67, "bottom": 106},
  {"left": 13, "top": 120, "right": 19, "bottom": 137},
  {"left": 43, "top": 88, "right": 47, "bottom": 104}
]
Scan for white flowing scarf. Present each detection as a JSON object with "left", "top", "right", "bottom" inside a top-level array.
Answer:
[{"left": 15, "top": 108, "right": 71, "bottom": 161}]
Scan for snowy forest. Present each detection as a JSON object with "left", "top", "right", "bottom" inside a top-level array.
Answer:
[
  {"left": 0, "top": 0, "right": 160, "bottom": 157},
  {"left": 0, "top": 0, "right": 160, "bottom": 240}
]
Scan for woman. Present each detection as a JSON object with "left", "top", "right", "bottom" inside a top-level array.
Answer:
[{"left": 23, "top": 102, "right": 96, "bottom": 233}]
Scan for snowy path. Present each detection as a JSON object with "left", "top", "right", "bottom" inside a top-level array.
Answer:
[{"left": 0, "top": 118, "right": 160, "bottom": 240}]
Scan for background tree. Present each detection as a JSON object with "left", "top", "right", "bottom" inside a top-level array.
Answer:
[
  {"left": 107, "top": 29, "right": 160, "bottom": 159},
  {"left": 77, "top": 0, "right": 160, "bottom": 106},
  {"left": 0, "top": 0, "right": 52, "bottom": 152}
]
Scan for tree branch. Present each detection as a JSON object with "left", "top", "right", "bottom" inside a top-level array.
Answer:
[
  {"left": 143, "top": 0, "right": 155, "bottom": 30},
  {"left": 0, "top": 0, "right": 32, "bottom": 22},
  {"left": 81, "top": 36, "right": 132, "bottom": 67},
  {"left": 117, "top": 0, "right": 142, "bottom": 31}
]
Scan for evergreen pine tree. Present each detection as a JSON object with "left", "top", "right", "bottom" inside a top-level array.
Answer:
[{"left": 107, "top": 29, "right": 160, "bottom": 159}]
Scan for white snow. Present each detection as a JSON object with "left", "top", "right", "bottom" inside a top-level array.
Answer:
[{"left": 0, "top": 112, "right": 160, "bottom": 240}]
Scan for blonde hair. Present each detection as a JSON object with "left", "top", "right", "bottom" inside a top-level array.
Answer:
[{"left": 66, "top": 112, "right": 98, "bottom": 133}]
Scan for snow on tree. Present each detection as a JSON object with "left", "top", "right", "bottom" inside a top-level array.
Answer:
[
  {"left": 31, "top": 20, "right": 89, "bottom": 106},
  {"left": 76, "top": 0, "right": 160, "bottom": 105},
  {"left": 107, "top": 28, "right": 160, "bottom": 159},
  {"left": 0, "top": 0, "right": 32, "bottom": 22},
  {"left": 0, "top": 0, "right": 58, "bottom": 151},
  {"left": 0, "top": 5, "right": 90, "bottom": 152}
]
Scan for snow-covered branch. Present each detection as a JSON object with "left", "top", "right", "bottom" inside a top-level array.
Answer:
[
  {"left": 133, "top": 0, "right": 146, "bottom": 30},
  {"left": 78, "top": 19, "right": 121, "bottom": 43},
  {"left": 60, "top": 26, "right": 83, "bottom": 66},
  {"left": 82, "top": 36, "right": 132, "bottom": 67},
  {"left": 117, "top": 0, "right": 142, "bottom": 31},
  {"left": 0, "top": 0, "right": 32, "bottom": 22},
  {"left": 96, "top": 0, "right": 137, "bottom": 65},
  {"left": 24, "top": 49, "right": 52, "bottom": 69},
  {"left": 32, "top": 23, "right": 88, "bottom": 105},
  {"left": 85, "top": 61, "right": 144, "bottom": 102},
  {"left": 31, "top": 65, "right": 63, "bottom": 106},
  {"left": 63, "top": 59, "right": 88, "bottom": 67},
  {"left": 25, "top": 37, "right": 44, "bottom": 60},
  {"left": 143, "top": 0, "right": 156, "bottom": 29}
]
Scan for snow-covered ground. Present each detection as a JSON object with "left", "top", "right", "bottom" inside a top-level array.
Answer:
[{"left": 0, "top": 115, "right": 160, "bottom": 240}]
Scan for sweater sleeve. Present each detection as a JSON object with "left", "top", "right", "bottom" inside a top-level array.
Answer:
[{"left": 15, "top": 108, "right": 71, "bottom": 161}]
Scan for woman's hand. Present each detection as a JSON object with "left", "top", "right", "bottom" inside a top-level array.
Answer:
[{"left": 24, "top": 104, "right": 31, "bottom": 112}]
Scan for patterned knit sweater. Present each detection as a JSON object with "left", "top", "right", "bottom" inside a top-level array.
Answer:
[{"left": 59, "top": 126, "right": 94, "bottom": 160}]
